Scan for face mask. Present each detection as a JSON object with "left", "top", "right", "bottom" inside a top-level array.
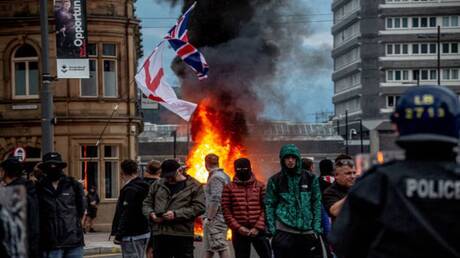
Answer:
[
  {"left": 46, "top": 167, "right": 63, "bottom": 181},
  {"left": 235, "top": 167, "right": 251, "bottom": 181}
]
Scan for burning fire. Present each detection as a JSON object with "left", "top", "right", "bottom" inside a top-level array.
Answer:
[
  {"left": 186, "top": 98, "right": 246, "bottom": 183},
  {"left": 186, "top": 98, "right": 246, "bottom": 241}
]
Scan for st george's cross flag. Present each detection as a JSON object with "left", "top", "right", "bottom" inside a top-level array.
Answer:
[{"left": 135, "top": 42, "right": 197, "bottom": 121}]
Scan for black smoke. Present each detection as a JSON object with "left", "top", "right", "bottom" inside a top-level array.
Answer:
[{"left": 157, "top": 0, "right": 332, "bottom": 122}]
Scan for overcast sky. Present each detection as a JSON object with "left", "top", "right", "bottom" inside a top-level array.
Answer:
[{"left": 135, "top": 0, "right": 334, "bottom": 122}]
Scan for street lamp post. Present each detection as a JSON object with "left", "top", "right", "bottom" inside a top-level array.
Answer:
[
  {"left": 345, "top": 110, "right": 349, "bottom": 155},
  {"left": 40, "top": 0, "right": 54, "bottom": 154},
  {"left": 437, "top": 25, "right": 441, "bottom": 86}
]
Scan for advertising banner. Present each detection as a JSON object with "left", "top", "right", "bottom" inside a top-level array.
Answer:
[{"left": 55, "top": 0, "right": 89, "bottom": 78}]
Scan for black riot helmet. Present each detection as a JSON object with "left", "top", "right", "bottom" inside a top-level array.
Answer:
[{"left": 390, "top": 85, "right": 460, "bottom": 146}]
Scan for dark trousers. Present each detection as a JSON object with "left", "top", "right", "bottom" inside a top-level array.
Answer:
[
  {"left": 272, "top": 231, "right": 324, "bottom": 258},
  {"left": 152, "top": 235, "right": 194, "bottom": 258},
  {"left": 232, "top": 233, "right": 272, "bottom": 258}
]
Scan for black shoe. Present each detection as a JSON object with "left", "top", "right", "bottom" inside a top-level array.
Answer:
[{"left": 89, "top": 228, "right": 96, "bottom": 233}]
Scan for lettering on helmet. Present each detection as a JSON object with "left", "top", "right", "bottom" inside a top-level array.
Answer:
[
  {"left": 403, "top": 107, "right": 446, "bottom": 120},
  {"left": 406, "top": 178, "right": 460, "bottom": 199},
  {"left": 414, "top": 94, "right": 434, "bottom": 106}
]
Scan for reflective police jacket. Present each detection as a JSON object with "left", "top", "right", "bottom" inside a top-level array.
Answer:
[{"left": 329, "top": 160, "right": 460, "bottom": 258}]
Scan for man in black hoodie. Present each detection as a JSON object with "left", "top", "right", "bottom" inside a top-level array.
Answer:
[
  {"left": 1, "top": 156, "right": 40, "bottom": 258},
  {"left": 36, "top": 152, "right": 85, "bottom": 258},
  {"left": 111, "top": 159, "right": 150, "bottom": 258}
]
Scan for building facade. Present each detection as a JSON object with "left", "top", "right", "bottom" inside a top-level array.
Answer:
[
  {"left": 331, "top": 0, "right": 460, "bottom": 153},
  {"left": 0, "top": 0, "right": 142, "bottom": 229}
]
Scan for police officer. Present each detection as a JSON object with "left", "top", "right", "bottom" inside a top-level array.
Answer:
[{"left": 329, "top": 86, "right": 460, "bottom": 258}]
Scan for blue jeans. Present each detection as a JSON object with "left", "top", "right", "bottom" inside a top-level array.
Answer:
[
  {"left": 43, "top": 246, "right": 83, "bottom": 258},
  {"left": 121, "top": 238, "right": 148, "bottom": 258}
]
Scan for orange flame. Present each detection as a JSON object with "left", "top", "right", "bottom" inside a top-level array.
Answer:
[
  {"left": 187, "top": 98, "right": 246, "bottom": 240},
  {"left": 186, "top": 99, "right": 246, "bottom": 183}
]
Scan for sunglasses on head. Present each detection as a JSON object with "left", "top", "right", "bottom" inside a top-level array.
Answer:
[
  {"left": 235, "top": 167, "right": 250, "bottom": 171},
  {"left": 335, "top": 159, "right": 355, "bottom": 168}
]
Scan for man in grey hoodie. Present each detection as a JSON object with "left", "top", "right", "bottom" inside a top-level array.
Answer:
[{"left": 203, "top": 154, "right": 231, "bottom": 258}]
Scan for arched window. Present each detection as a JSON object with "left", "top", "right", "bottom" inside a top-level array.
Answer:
[{"left": 12, "top": 44, "right": 39, "bottom": 99}]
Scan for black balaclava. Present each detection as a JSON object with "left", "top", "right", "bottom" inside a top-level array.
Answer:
[
  {"left": 45, "top": 164, "right": 64, "bottom": 181},
  {"left": 234, "top": 158, "right": 252, "bottom": 181}
]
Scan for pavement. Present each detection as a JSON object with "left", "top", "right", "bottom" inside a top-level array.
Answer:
[
  {"left": 83, "top": 232, "right": 249, "bottom": 258},
  {"left": 84, "top": 232, "right": 121, "bottom": 258}
]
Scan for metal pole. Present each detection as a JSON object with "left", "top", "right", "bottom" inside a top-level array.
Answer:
[
  {"left": 359, "top": 119, "right": 364, "bottom": 153},
  {"left": 172, "top": 130, "right": 177, "bottom": 159},
  {"left": 437, "top": 25, "right": 441, "bottom": 86},
  {"left": 40, "top": 0, "right": 54, "bottom": 154},
  {"left": 345, "top": 110, "right": 349, "bottom": 155}
]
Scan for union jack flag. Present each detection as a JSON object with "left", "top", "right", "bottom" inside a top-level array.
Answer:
[
  {"left": 164, "top": 2, "right": 196, "bottom": 42},
  {"left": 168, "top": 39, "right": 209, "bottom": 80}
]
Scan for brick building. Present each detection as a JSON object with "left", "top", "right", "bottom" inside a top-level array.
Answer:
[{"left": 0, "top": 0, "right": 142, "bottom": 229}]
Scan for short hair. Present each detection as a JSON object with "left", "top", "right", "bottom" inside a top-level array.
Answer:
[
  {"left": 301, "top": 158, "right": 314, "bottom": 171},
  {"left": 335, "top": 154, "right": 354, "bottom": 168},
  {"left": 319, "top": 159, "right": 334, "bottom": 176},
  {"left": 120, "top": 159, "right": 138, "bottom": 175},
  {"left": 146, "top": 160, "right": 161, "bottom": 175},
  {"left": 205, "top": 154, "right": 219, "bottom": 166}
]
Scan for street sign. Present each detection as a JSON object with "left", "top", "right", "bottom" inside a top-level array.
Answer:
[{"left": 13, "top": 147, "right": 26, "bottom": 162}]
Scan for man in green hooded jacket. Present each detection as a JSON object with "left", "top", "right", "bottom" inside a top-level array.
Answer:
[{"left": 265, "top": 144, "right": 326, "bottom": 258}]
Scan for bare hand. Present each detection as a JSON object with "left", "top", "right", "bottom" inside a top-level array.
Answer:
[
  {"left": 162, "top": 210, "right": 175, "bottom": 221},
  {"left": 248, "top": 228, "right": 259, "bottom": 237},
  {"left": 150, "top": 212, "right": 163, "bottom": 223},
  {"left": 238, "top": 226, "right": 250, "bottom": 236}
]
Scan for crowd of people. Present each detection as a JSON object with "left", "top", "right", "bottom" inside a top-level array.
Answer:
[{"left": 0, "top": 85, "right": 459, "bottom": 258}]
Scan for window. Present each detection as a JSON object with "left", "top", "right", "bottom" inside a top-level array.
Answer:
[
  {"left": 80, "top": 43, "right": 118, "bottom": 98},
  {"left": 334, "top": 72, "right": 361, "bottom": 93},
  {"left": 413, "top": 17, "right": 419, "bottom": 28},
  {"left": 453, "top": 69, "right": 459, "bottom": 80},
  {"left": 413, "top": 70, "right": 420, "bottom": 81},
  {"left": 421, "top": 17, "right": 428, "bottom": 28},
  {"left": 421, "top": 70, "right": 429, "bottom": 80},
  {"left": 402, "top": 44, "right": 408, "bottom": 54},
  {"left": 452, "top": 44, "right": 458, "bottom": 53},
  {"left": 80, "top": 44, "right": 97, "bottom": 97},
  {"left": 443, "top": 43, "right": 450, "bottom": 53},
  {"left": 395, "top": 70, "right": 401, "bottom": 80},
  {"left": 452, "top": 16, "right": 459, "bottom": 27},
  {"left": 441, "top": 69, "right": 459, "bottom": 81},
  {"left": 429, "top": 44, "right": 436, "bottom": 54},
  {"left": 429, "top": 17, "right": 436, "bottom": 27},
  {"left": 413, "top": 44, "right": 419, "bottom": 54},
  {"left": 103, "top": 44, "right": 117, "bottom": 97},
  {"left": 443, "top": 69, "right": 450, "bottom": 80},
  {"left": 387, "top": 18, "right": 393, "bottom": 28},
  {"left": 81, "top": 145, "right": 99, "bottom": 192},
  {"left": 387, "top": 70, "right": 410, "bottom": 82},
  {"left": 430, "top": 70, "right": 437, "bottom": 80},
  {"left": 394, "top": 44, "right": 401, "bottom": 54},
  {"left": 103, "top": 145, "right": 119, "bottom": 199},
  {"left": 403, "top": 70, "right": 409, "bottom": 80},
  {"left": 395, "top": 18, "right": 401, "bottom": 28},
  {"left": 442, "top": 16, "right": 459, "bottom": 27},
  {"left": 12, "top": 44, "right": 39, "bottom": 99},
  {"left": 402, "top": 18, "right": 408, "bottom": 28},
  {"left": 387, "top": 44, "right": 393, "bottom": 55},
  {"left": 421, "top": 44, "right": 428, "bottom": 54},
  {"left": 443, "top": 16, "right": 450, "bottom": 27},
  {"left": 386, "top": 96, "right": 400, "bottom": 108},
  {"left": 80, "top": 144, "right": 120, "bottom": 199}
]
